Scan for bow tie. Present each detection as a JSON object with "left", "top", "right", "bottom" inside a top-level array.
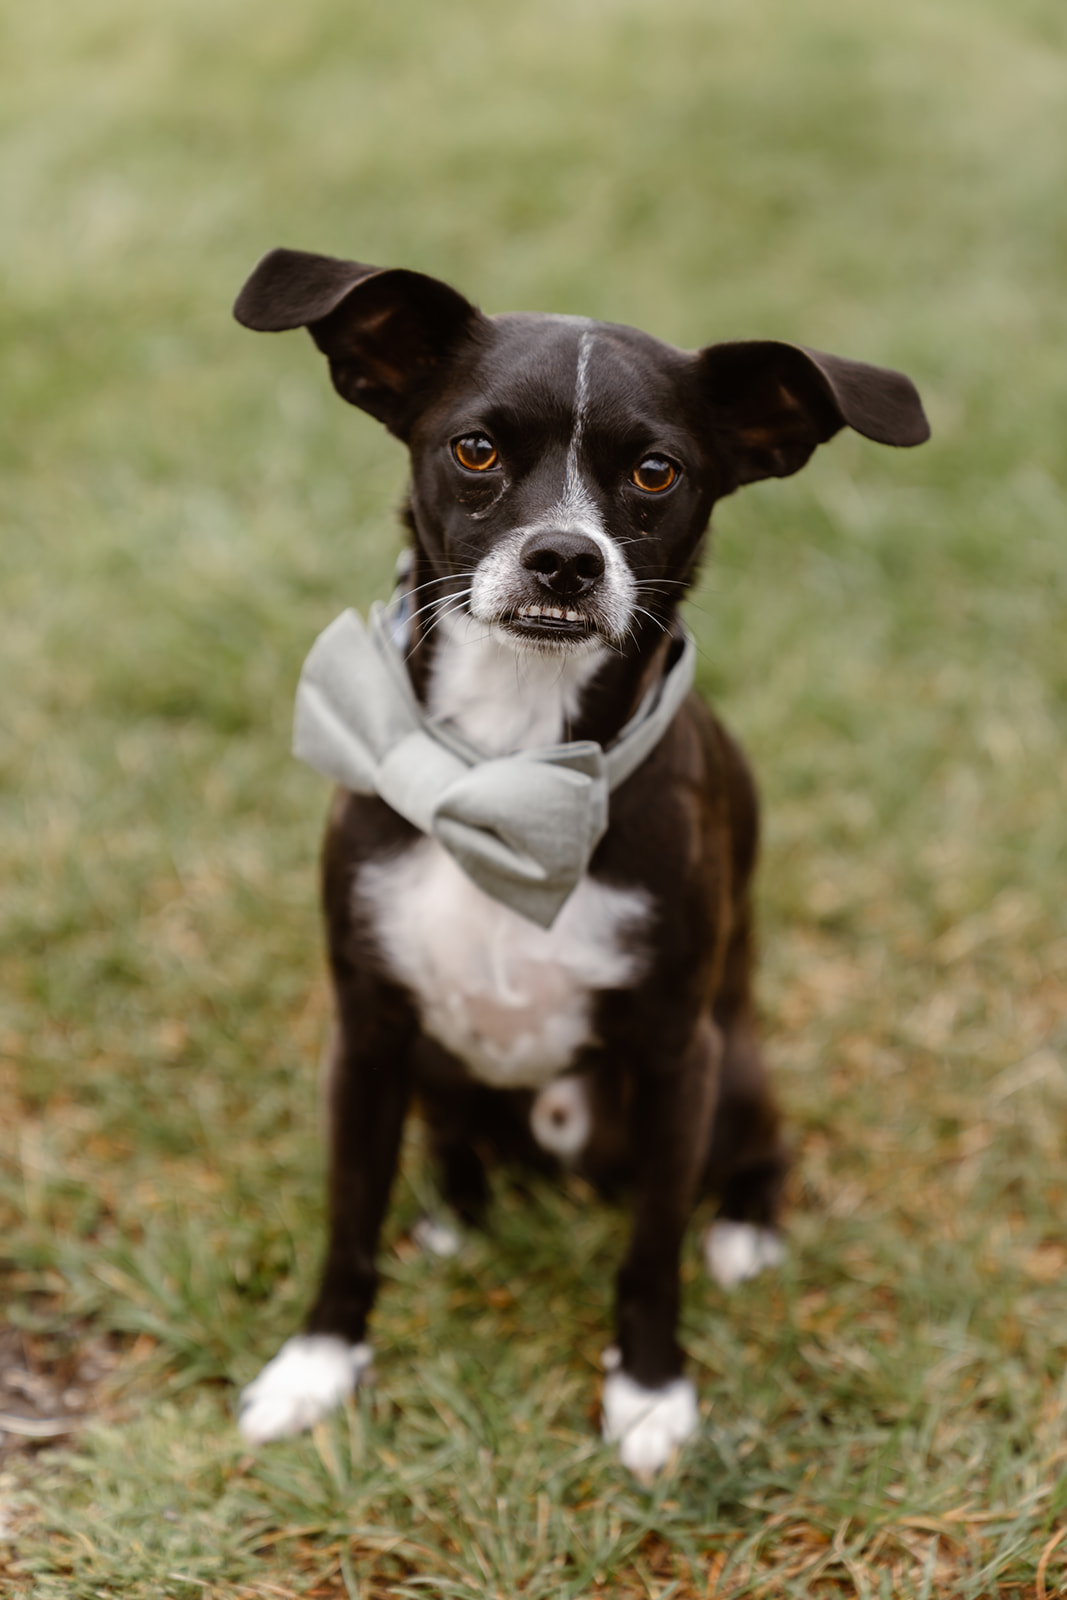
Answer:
[{"left": 292, "top": 594, "right": 695, "bottom": 928}]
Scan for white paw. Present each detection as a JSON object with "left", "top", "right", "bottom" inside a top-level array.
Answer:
[
  {"left": 237, "top": 1335, "right": 372, "bottom": 1444},
  {"left": 411, "top": 1214, "right": 462, "bottom": 1257},
  {"left": 601, "top": 1369, "right": 699, "bottom": 1480},
  {"left": 530, "top": 1077, "right": 591, "bottom": 1160},
  {"left": 704, "top": 1219, "right": 785, "bottom": 1290}
]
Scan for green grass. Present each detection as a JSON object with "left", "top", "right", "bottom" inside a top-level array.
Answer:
[{"left": 2, "top": 0, "right": 1067, "bottom": 1593}]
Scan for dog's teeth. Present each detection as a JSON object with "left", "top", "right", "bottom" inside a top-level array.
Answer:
[{"left": 515, "top": 603, "right": 585, "bottom": 625}]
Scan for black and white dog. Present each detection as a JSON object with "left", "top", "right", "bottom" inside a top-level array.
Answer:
[{"left": 233, "top": 249, "right": 928, "bottom": 1476}]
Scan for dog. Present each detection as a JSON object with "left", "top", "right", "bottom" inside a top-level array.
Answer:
[{"left": 231, "top": 248, "right": 929, "bottom": 1476}]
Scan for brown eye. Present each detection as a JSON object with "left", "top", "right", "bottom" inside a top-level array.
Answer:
[
  {"left": 631, "top": 455, "right": 677, "bottom": 493},
  {"left": 453, "top": 434, "right": 499, "bottom": 472}
]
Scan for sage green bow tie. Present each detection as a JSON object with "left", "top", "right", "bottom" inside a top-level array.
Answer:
[{"left": 292, "top": 596, "right": 695, "bottom": 928}]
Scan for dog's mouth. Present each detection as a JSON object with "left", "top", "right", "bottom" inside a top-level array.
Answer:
[{"left": 501, "top": 602, "right": 598, "bottom": 643}]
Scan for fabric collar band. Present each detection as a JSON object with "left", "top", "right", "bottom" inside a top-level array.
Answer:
[{"left": 292, "top": 591, "right": 695, "bottom": 928}]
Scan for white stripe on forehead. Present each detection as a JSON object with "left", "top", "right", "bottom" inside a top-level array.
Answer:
[
  {"left": 571, "top": 331, "right": 594, "bottom": 452},
  {"left": 550, "top": 328, "right": 637, "bottom": 627},
  {"left": 467, "top": 319, "right": 636, "bottom": 646},
  {"left": 559, "top": 329, "right": 598, "bottom": 525}
]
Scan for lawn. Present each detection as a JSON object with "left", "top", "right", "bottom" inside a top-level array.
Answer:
[{"left": 2, "top": 0, "right": 1067, "bottom": 1594}]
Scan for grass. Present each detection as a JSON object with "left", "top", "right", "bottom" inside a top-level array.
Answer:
[{"left": 2, "top": 0, "right": 1067, "bottom": 1592}]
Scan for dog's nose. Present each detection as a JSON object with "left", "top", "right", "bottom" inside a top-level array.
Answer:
[{"left": 520, "top": 530, "right": 605, "bottom": 598}]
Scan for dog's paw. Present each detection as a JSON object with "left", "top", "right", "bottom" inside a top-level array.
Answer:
[
  {"left": 601, "top": 1367, "right": 699, "bottom": 1480},
  {"left": 411, "top": 1214, "right": 462, "bottom": 1257},
  {"left": 703, "top": 1220, "right": 785, "bottom": 1290},
  {"left": 237, "top": 1335, "right": 372, "bottom": 1444}
]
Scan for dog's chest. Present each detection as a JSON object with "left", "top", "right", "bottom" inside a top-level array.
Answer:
[
  {"left": 356, "top": 621, "right": 650, "bottom": 1088},
  {"left": 359, "top": 842, "right": 649, "bottom": 1087}
]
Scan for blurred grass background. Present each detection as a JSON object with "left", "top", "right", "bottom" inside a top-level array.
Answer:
[{"left": 2, "top": 0, "right": 1067, "bottom": 1593}]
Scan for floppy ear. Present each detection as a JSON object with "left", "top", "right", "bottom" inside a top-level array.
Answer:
[
  {"left": 233, "top": 248, "right": 485, "bottom": 438},
  {"left": 699, "top": 340, "right": 930, "bottom": 488}
]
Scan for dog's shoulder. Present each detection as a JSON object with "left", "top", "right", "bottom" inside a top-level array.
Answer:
[{"left": 608, "top": 690, "right": 756, "bottom": 827}]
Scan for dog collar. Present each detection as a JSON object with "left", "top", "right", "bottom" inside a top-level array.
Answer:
[{"left": 292, "top": 592, "right": 695, "bottom": 928}]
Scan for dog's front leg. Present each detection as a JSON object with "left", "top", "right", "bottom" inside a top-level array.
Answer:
[
  {"left": 238, "top": 972, "right": 417, "bottom": 1444},
  {"left": 603, "top": 1015, "right": 721, "bottom": 1478}
]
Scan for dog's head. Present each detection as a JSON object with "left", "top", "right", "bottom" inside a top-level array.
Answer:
[{"left": 236, "top": 249, "right": 928, "bottom": 656}]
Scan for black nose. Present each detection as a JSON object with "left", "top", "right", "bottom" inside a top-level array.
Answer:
[{"left": 520, "top": 529, "right": 605, "bottom": 598}]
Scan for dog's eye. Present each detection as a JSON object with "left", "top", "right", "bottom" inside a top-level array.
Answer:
[
  {"left": 631, "top": 456, "right": 677, "bottom": 493},
  {"left": 453, "top": 435, "right": 499, "bottom": 472}
]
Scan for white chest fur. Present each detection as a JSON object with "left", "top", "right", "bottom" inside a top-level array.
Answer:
[
  {"left": 358, "top": 841, "right": 649, "bottom": 1088},
  {"left": 358, "top": 598, "right": 649, "bottom": 1088},
  {"left": 425, "top": 611, "right": 608, "bottom": 754}
]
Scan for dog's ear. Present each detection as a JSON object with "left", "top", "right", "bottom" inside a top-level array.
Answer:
[
  {"left": 698, "top": 340, "right": 929, "bottom": 489},
  {"left": 234, "top": 248, "right": 485, "bottom": 437}
]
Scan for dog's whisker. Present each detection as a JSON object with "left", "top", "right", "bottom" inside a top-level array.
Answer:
[
  {"left": 402, "top": 568, "right": 480, "bottom": 604},
  {"left": 628, "top": 606, "right": 670, "bottom": 636},
  {"left": 410, "top": 597, "right": 477, "bottom": 656},
  {"left": 406, "top": 587, "right": 473, "bottom": 629},
  {"left": 409, "top": 598, "right": 469, "bottom": 645}
]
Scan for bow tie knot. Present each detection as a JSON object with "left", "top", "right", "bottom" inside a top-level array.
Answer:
[{"left": 292, "top": 597, "right": 694, "bottom": 927}]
